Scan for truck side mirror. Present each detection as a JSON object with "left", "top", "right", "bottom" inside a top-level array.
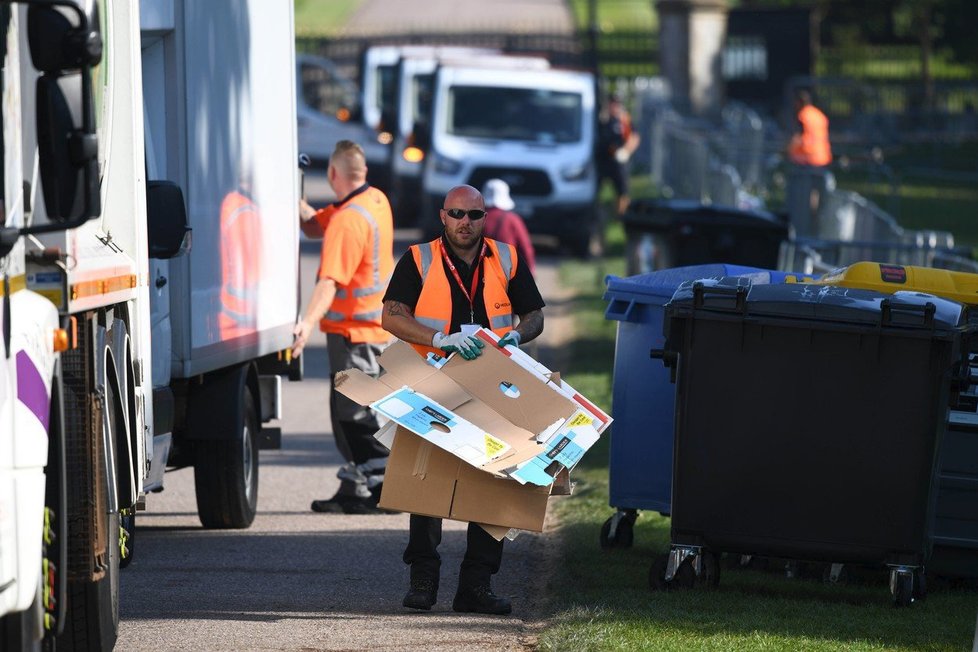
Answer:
[
  {"left": 35, "top": 72, "right": 99, "bottom": 221},
  {"left": 25, "top": 1, "right": 102, "bottom": 227},
  {"left": 146, "top": 180, "right": 191, "bottom": 259}
]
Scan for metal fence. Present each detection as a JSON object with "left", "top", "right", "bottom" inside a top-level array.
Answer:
[
  {"left": 779, "top": 183, "right": 977, "bottom": 274},
  {"left": 644, "top": 101, "right": 772, "bottom": 210}
]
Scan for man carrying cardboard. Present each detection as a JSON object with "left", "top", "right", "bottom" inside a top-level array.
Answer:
[{"left": 381, "top": 184, "right": 545, "bottom": 615}]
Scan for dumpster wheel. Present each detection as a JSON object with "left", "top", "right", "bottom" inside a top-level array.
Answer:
[
  {"left": 600, "top": 510, "right": 637, "bottom": 549},
  {"left": 890, "top": 566, "right": 926, "bottom": 607}
]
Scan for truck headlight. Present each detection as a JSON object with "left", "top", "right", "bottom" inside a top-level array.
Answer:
[
  {"left": 433, "top": 154, "right": 462, "bottom": 175},
  {"left": 560, "top": 161, "right": 590, "bottom": 181}
]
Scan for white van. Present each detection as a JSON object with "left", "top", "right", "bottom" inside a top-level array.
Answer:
[
  {"left": 421, "top": 64, "right": 598, "bottom": 254},
  {"left": 389, "top": 53, "right": 548, "bottom": 225}
]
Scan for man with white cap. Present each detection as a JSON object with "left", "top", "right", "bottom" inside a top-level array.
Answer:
[{"left": 481, "top": 178, "right": 536, "bottom": 274}]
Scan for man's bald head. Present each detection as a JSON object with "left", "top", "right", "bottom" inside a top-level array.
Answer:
[{"left": 443, "top": 184, "right": 483, "bottom": 210}]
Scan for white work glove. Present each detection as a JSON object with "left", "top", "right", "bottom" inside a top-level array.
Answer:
[
  {"left": 432, "top": 331, "right": 485, "bottom": 360},
  {"left": 614, "top": 147, "right": 630, "bottom": 164},
  {"left": 497, "top": 330, "right": 521, "bottom": 349}
]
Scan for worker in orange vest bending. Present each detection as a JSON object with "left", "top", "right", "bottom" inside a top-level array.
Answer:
[
  {"left": 381, "top": 184, "right": 545, "bottom": 616},
  {"left": 293, "top": 140, "right": 395, "bottom": 515}
]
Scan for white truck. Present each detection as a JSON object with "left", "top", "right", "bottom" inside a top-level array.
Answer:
[
  {"left": 420, "top": 63, "right": 599, "bottom": 255},
  {"left": 1, "top": 0, "right": 300, "bottom": 649}
]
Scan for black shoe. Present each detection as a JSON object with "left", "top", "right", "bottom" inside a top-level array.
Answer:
[
  {"left": 403, "top": 578, "right": 438, "bottom": 611},
  {"left": 310, "top": 496, "right": 347, "bottom": 513},
  {"left": 340, "top": 496, "right": 394, "bottom": 515},
  {"left": 452, "top": 585, "right": 512, "bottom": 615}
]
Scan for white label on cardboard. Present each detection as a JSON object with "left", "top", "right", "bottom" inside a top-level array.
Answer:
[
  {"left": 370, "top": 386, "right": 511, "bottom": 467},
  {"left": 508, "top": 420, "right": 601, "bottom": 486}
]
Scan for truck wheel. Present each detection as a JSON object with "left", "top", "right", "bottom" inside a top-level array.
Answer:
[
  {"left": 59, "top": 385, "right": 121, "bottom": 651},
  {"left": 193, "top": 389, "right": 259, "bottom": 529}
]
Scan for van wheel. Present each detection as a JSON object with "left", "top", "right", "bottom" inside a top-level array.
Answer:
[{"left": 193, "top": 389, "right": 259, "bottom": 529}]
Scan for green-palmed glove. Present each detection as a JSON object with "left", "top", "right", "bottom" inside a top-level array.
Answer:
[
  {"left": 432, "top": 332, "right": 485, "bottom": 360},
  {"left": 497, "top": 330, "right": 521, "bottom": 349}
]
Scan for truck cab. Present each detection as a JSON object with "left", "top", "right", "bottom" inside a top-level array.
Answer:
[{"left": 420, "top": 64, "right": 598, "bottom": 255}]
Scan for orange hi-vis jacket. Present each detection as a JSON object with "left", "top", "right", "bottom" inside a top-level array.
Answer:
[
  {"left": 408, "top": 237, "right": 518, "bottom": 359},
  {"left": 317, "top": 186, "right": 394, "bottom": 343},
  {"left": 789, "top": 105, "right": 832, "bottom": 167},
  {"left": 219, "top": 190, "right": 262, "bottom": 338}
]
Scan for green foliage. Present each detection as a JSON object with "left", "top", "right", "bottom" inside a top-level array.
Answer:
[{"left": 293, "top": 0, "right": 360, "bottom": 37}]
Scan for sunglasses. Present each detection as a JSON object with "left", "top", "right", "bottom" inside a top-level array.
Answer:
[{"left": 443, "top": 207, "right": 486, "bottom": 220}]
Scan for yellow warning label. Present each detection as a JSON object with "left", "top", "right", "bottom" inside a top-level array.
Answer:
[
  {"left": 568, "top": 412, "right": 593, "bottom": 428},
  {"left": 484, "top": 434, "right": 507, "bottom": 458}
]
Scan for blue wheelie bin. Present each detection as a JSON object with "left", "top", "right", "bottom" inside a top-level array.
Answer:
[{"left": 600, "top": 264, "right": 806, "bottom": 548}]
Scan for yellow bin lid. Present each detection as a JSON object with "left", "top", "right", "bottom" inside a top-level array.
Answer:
[{"left": 800, "top": 261, "right": 978, "bottom": 306}]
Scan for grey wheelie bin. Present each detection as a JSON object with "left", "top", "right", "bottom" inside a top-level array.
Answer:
[
  {"left": 622, "top": 199, "right": 789, "bottom": 276},
  {"left": 652, "top": 280, "right": 971, "bottom": 606},
  {"left": 601, "top": 265, "right": 807, "bottom": 548}
]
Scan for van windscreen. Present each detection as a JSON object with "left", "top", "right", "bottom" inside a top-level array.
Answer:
[{"left": 447, "top": 86, "right": 582, "bottom": 143}]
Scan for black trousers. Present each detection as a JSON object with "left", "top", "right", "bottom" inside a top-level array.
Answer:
[{"left": 403, "top": 514, "right": 504, "bottom": 590}]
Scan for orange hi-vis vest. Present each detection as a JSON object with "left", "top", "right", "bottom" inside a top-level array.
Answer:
[
  {"left": 408, "top": 237, "right": 518, "bottom": 359},
  {"left": 318, "top": 187, "right": 394, "bottom": 343},
  {"left": 219, "top": 190, "right": 261, "bottom": 338},
  {"left": 789, "top": 105, "right": 832, "bottom": 167}
]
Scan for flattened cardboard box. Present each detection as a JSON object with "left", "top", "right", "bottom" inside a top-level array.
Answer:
[
  {"left": 334, "top": 333, "right": 596, "bottom": 531},
  {"left": 335, "top": 335, "right": 599, "bottom": 482}
]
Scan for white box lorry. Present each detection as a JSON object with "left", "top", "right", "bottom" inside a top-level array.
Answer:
[{"left": 0, "top": 0, "right": 301, "bottom": 648}]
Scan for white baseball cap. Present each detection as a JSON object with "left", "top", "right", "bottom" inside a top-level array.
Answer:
[{"left": 482, "top": 178, "right": 515, "bottom": 211}]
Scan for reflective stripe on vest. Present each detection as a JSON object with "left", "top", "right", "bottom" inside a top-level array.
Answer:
[
  {"left": 334, "top": 203, "right": 385, "bottom": 300},
  {"left": 417, "top": 241, "right": 434, "bottom": 282},
  {"left": 326, "top": 308, "right": 383, "bottom": 322}
]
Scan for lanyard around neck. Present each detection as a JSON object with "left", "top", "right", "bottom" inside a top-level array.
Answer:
[{"left": 441, "top": 242, "right": 487, "bottom": 324}]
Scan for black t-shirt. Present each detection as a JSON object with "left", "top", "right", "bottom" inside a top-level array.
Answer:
[{"left": 383, "top": 236, "right": 545, "bottom": 333}]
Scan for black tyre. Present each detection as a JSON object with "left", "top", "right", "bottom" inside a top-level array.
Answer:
[
  {"left": 59, "top": 385, "right": 121, "bottom": 651},
  {"left": 700, "top": 551, "right": 721, "bottom": 589},
  {"left": 893, "top": 572, "right": 914, "bottom": 607},
  {"left": 194, "top": 390, "right": 260, "bottom": 529},
  {"left": 822, "top": 563, "right": 849, "bottom": 585},
  {"left": 672, "top": 557, "right": 697, "bottom": 590},
  {"left": 648, "top": 553, "right": 670, "bottom": 591},
  {"left": 913, "top": 568, "right": 927, "bottom": 603},
  {"left": 599, "top": 512, "right": 636, "bottom": 549}
]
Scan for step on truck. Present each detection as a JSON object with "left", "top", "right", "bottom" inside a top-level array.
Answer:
[{"left": 0, "top": 0, "right": 301, "bottom": 649}]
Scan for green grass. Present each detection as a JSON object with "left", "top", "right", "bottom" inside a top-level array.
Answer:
[
  {"left": 294, "top": 0, "right": 361, "bottom": 37},
  {"left": 568, "top": 0, "right": 657, "bottom": 33},
  {"left": 539, "top": 224, "right": 978, "bottom": 651}
]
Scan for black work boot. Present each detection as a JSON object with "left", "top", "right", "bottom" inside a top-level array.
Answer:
[
  {"left": 310, "top": 492, "right": 348, "bottom": 513},
  {"left": 402, "top": 578, "right": 438, "bottom": 611},
  {"left": 452, "top": 584, "right": 512, "bottom": 615}
]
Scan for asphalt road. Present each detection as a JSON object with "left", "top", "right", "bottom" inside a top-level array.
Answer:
[
  {"left": 117, "top": 2, "right": 578, "bottom": 648},
  {"left": 117, "top": 235, "right": 574, "bottom": 651}
]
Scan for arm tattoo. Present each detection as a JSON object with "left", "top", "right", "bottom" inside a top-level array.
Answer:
[
  {"left": 515, "top": 309, "right": 544, "bottom": 343},
  {"left": 385, "top": 300, "right": 412, "bottom": 317}
]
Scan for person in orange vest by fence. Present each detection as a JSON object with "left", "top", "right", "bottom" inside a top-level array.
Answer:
[
  {"left": 218, "top": 182, "right": 262, "bottom": 339},
  {"left": 293, "top": 140, "right": 395, "bottom": 515},
  {"left": 788, "top": 89, "right": 832, "bottom": 168},
  {"left": 381, "top": 184, "right": 545, "bottom": 616}
]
